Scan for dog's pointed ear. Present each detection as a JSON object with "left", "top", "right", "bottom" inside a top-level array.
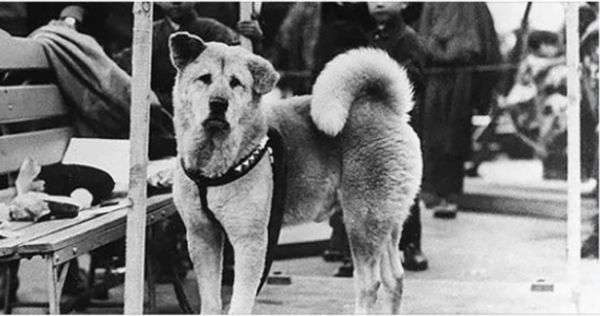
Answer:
[
  {"left": 247, "top": 55, "right": 279, "bottom": 95},
  {"left": 169, "top": 32, "right": 206, "bottom": 71}
]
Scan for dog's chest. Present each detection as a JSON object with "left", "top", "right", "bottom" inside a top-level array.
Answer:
[{"left": 205, "top": 156, "right": 274, "bottom": 225}]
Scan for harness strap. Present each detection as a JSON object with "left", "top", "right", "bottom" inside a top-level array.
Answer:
[
  {"left": 183, "top": 128, "right": 286, "bottom": 294},
  {"left": 260, "top": 128, "right": 286, "bottom": 292}
]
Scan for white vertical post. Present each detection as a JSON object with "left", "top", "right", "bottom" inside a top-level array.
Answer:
[
  {"left": 239, "top": 2, "right": 254, "bottom": 51},
  {"left": 566, "top": 2, "right": 581, "bottom": 311},
  {"left": 125, "top": 2, "right": 153, "bottom": 314}
]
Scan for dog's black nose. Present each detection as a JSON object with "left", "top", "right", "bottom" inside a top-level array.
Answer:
[{"left": 209, "top": 97, "right": 228, "bottom": 114}]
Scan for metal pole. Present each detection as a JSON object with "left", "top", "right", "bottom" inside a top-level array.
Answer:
[
  {"left": 239, "top": 2, "right": 254, "bottom": 51},
  {"left": 125, "top": 2, "right": 153, "bottom": 314},
  {"left": 566, "top": 2, "right": 581, "bottom": 311}
]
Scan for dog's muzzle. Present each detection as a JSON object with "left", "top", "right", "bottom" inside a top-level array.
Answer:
[{"left": 202, "top": 97, "right": 230, "bottom": 132}]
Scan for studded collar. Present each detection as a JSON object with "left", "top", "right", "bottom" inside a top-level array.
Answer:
[{"left": 180, "top": 135, "right": 272, "bottom": 187}]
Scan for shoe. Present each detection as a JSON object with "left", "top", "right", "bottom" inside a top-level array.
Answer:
[
  {"left": 581, "top": 233, "right": 599, "bottom": 258},
  {"left": 433, "top": 199, "right": 458, "bottom": 219},
  {"left": 334, "top": 260, "right": 354, "bottom": 278},
  {"left": 401, "top": 244, "right": 428, "bottom": 271}
]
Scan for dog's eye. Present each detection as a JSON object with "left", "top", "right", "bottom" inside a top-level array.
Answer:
[
  {"left": 230, "top": 76, "right": 242, "bottom": 88},
  {"left": 197, "top": 74, "right": 212, "bottom": 85}
]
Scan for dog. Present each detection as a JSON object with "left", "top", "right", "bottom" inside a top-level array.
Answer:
[{"left": 169, "top": 31, "right": 422, "bottom": 314}]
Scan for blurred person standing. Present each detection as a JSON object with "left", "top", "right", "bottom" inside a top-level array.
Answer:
[{"left": 418, "top": 2, "right": 501, "bottom": 218}]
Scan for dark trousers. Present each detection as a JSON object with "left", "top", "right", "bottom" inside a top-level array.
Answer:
[
  {"left": 399, "top": 199, "right": 422, "bottom": 250},
  {"left": 423, "top": 146, "right": 465, "bottom": 198}
]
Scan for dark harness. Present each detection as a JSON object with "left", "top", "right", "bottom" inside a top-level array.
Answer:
[{"left": 181, "top": 129, "right": 286, "bottom": 293}]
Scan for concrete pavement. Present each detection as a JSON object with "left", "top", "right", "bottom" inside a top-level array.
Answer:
[{"left": 8, "top": 209, "right": 600, "bottom": 314}]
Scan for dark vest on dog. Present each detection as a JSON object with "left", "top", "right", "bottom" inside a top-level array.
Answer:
[{"left": 181, "top": 128, "right": 286, "bottom": 293}]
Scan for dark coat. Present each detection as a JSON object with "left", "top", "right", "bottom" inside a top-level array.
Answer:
[
  {"left": 419, "top": 2, "right": 501, "bottom": 157},
  {"left": 368, "top": 19, "right": 426, "bottom": 135},
  {"left": 311, "top": 2, "right": 373, "bottom": 82}
]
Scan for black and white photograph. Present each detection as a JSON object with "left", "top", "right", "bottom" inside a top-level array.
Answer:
[{"left": 0, "top": 1, "right": 598, "bottom": 314}]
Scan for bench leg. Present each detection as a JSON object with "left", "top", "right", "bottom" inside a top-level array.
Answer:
[
  {"left": 46, "top": 256, "right": 70, "bottom": 314},
  {"left": 3, "top": 261, "right": 18, "bottom": 314}
]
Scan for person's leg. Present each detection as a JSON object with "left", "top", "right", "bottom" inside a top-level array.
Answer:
[
  {"left": 62, "top": 259, "right": 86, "bottom": 296},
  {"left": 582, "top": 215, "right": 599, "bottom": 258},
  {"left": 582, "top": 137, "right": 599, "bottom": 258},
  {"left": 399, "top": 197, "right": 428, "bottom": 271},
  {"left": 433, "top": 153, "right": 463, "bottom": 219},
  {"left": 421, "top": 145, "right": 443, "bottom": 208},
  {"left": 467, "top": 109, "right": 500, "bottom": 177},
  {"left": 324, "top": 209, "right": 351, "bottom": 262},
  {"left": 328, "top": 210, "right": 354, "bottom": 277}
]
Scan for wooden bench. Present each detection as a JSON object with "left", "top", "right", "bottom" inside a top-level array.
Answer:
[{"left": 0, "top": 34, "right": 183, "bottom": 314}]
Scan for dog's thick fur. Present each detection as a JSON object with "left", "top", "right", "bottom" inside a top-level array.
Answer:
[{"left": 170, "top": 32, "right": 422, "bottom": 314}]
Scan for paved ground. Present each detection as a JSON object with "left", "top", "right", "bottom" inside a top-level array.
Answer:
[
  {"left": 8, "top": 210, "right": 600, "bottom": 314},
  {"left": 6, "top": 158, "right": 600, "bottom": 314}
]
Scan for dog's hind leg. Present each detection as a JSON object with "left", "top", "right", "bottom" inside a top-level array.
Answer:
[
  {"left": 342, "top": 174, "right": 412, "bottom": 314},
  {"left": 380, "top": 224, "right": 404, "bottom": 314},
  {"left": 186, "top": 223, "right": 224, "bottom": 314},
  {"left": 349, "top": 249, "right": 382, "bottom": 314},
  {"left": 344, "top": 211, "right": 386, "bottom": 314}
]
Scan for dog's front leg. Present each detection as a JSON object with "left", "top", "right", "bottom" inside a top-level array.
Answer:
[
  {"left": 226, "top": 226, "right": 268, "bottom": 314},
  {"left": 186, "top": 221, "right": 224, "bottom": 314}
]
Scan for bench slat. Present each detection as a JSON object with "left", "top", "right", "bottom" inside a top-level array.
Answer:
[
  {"left": 0, "top": 37, "right": 49, "bottom": 70},
  {"left": 19, "top": 195, "right": 174, "bottom": 256},
  {"left": 0, "top": 212, "right": 98, "bottom": 257},
  {"left": 0, "top": 85, "right": 68, "bottom": 124},
  {"left": 0, "top": 127, "right": 73, "bottom": 174}
]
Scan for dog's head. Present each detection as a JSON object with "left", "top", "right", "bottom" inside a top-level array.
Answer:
[{"left": 169, "top": 32, "right": 279, "bottom": 176}]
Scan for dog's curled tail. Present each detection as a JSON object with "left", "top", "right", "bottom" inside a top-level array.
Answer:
[{"left": 310, "top": 48, "right": 414, "bottom": 136}]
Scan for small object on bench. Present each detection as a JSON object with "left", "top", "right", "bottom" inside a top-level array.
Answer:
[
  {"left": 8, "top": 192, "right": 52, "bottom": 222},
  {"left": 38, "top": 196, "right": 81, "bottom": 221},
  {"left": 8, "top": 193, "right": 81, "bottom": 222}
]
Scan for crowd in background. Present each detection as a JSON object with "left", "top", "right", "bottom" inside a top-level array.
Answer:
[{"left": 0, "top": 1, "right": 598, "bottom": 301}]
